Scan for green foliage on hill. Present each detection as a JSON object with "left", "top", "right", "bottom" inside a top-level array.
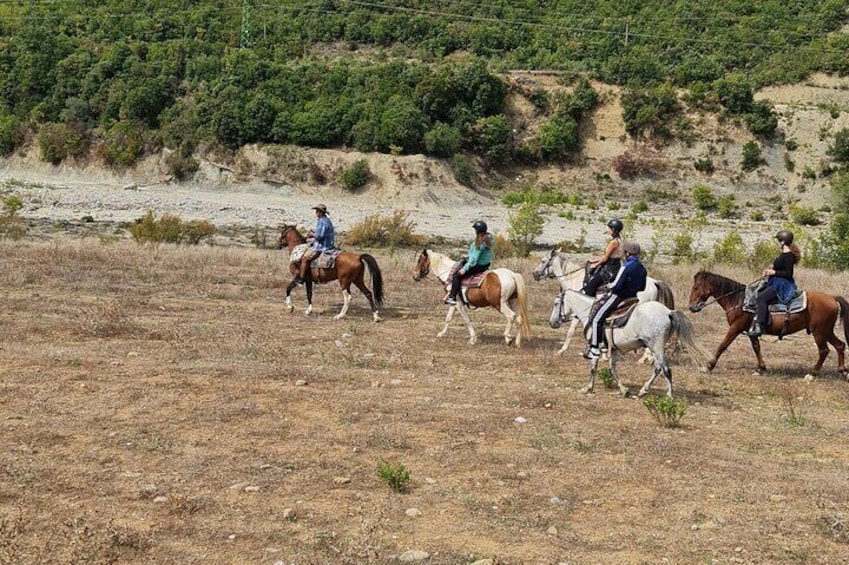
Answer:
[{"left": 0, "top": 1, "right": 845, "bottom": 165}]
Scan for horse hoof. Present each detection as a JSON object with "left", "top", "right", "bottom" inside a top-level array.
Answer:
[
  {"left": 803, "top": 373, "right": 816, "bottom": 383},
  {"left": 619, "top": 387, "right": 630, "bottom": 398},
  {"left": 286, "top": 306, "right": 294, "bottom": 314},
  {"left": 579, "top": 386, "right": 593, "bottom": 395}
]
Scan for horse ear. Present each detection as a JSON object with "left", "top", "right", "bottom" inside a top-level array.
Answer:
[{"left": 422, "top": 248, "right": 428, "bottom": 257}]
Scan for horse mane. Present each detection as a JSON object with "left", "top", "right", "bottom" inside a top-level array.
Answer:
[
  {"left": 281, "top": 224, "right": 307, "bottom": 244},
  {"left": 702, "top": 270, "right": 745, "bottom": 304}
]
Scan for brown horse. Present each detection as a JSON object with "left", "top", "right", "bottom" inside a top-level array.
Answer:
[
  {"left": 277, "top": 224, "right": 384, "bottom": 322},
  {"left": 412, "top": 249, "right": 531, "bottom": 347},
  {"left": 688, "top": 270, "right": 849, "bottom": 377}
]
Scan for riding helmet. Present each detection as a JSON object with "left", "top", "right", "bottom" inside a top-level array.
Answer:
[
  {"left": 775, "top": 230, "right": 794, "bottom": 245},
  {"left": 607, "top": 219, "right": 624, "bottom": 234},
  {"left": 472, "top": 220, "right": 488, "bottom": 234}
]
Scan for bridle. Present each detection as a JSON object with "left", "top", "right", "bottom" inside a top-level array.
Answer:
[
  {"left": 535, "top": 252, "right": 585, "bottom": 282},
  {"left": 689, "top": 277, "right": 761, "bottom": 313},
  {"left": 413, "top": 253, "right": 430, "bottom": 282}
]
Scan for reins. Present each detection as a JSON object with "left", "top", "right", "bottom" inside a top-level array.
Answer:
[{"left": 691, "top": 277, "right": 763, "bottom": 313}]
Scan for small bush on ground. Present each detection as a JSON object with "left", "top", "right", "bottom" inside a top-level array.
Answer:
[
  {"left": 507, "top": 201, "right": 544, "bottom": 258},
  {"left": 612, "top": 148, "right": 665, "bottom": 180},
  {"left": 790, "top": 205, "right": 821, "bottom": 226},
  {"left": 597, "top": 367, "right": 616, "bottom": 389},
  {"left": 741, "top": 141, "right": 762, "bottom": 172},
  {"left": 713, "top": 231, "right": 746, "bottom": 265},
  {"left": 717, "top": 195, "right": 738, "bottom": 219},
  {"left": 344, "top": 210, "right": 425, "bottom": 248},
  {"left": 748, "top": 240, "right": 777, "bottom": 270},
  {"left": 644, "top": 396, "right": 688, "bottom": 428},
  {"left": 129, "top": 211, "right": 216, "bottom": 245},
  {"left": 0, "top": 114, "right": 24, "bottom": 156},
  {"left": 451, "top": 154, "right": 474, "bottom": 187},
  {"left": 827, "top": 127, "right": 849, "bottom": 164},
  {"left": 101, "top": 121, "right": 145, "bottom": 167},
  {"left": 377, "top": 461, "right": 410, "bottom": 493},
  {"left": 338, "top": 159, "right": 370, "bottom": 191},
  {"left": 0, "top": 194, "right": 26, "bottom": 239},
  {"left": 692, "top": 184, "right": 717, "bottom": 211}
]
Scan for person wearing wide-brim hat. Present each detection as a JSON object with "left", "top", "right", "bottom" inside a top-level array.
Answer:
[{"left": 296, "top": 204, "right": 335, "bottom": 284}]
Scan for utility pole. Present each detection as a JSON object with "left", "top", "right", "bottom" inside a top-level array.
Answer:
[{"left": 240, "top": 0, "right": 252, "bottom": 48}]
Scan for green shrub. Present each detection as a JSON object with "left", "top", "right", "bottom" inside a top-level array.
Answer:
[
  {"left": 129, "top": 211, "right": 216, "bottom": 245},
  {"left": 785, "top": 138, "right": 798, "bottom": 151},
  {"left": 377, "top": 461, "right": 411, "bottom": 493},
  {"left": 784, "top": 153, "right": 795, "bottom": 172},
  {"left": 802, "top": 166, "right": 817, "bottom": 180},
  {"left": 597, "top": 367, "right": 616, "bottom": 389},
  {"left": 165, "top": 151, "right": 200, "bottom": 181},
  {"left": 338, "top": 159, "right": 370, "bottom": 191},
  {"left": 790, "top": 205, "right": 821, "bottom": 226},
  {"left": 717, "top": 195, "right": 738, "bottom": 219},
  {"left": 713, "top": 231, "right": 746, "bottom": 265},
  {"left": 671, "top": 232, "right": 695, "bottom": 264},
  {"left": 694, "top": 158, "right": 714, "bottom": 174},
  {"left": 0, "top": 114, "right": 24, "bottom": 156},
  {"left": 0, "top": 195, "right": 26, "bottom": 239},
  {"left": 344, "top": 210, "right": 425, "bottom": 248},
  {"left": 748, "top": 240, "right": 777, "bottom": 270},
  {"left": 827, "top": 127, "right": 849, "bottom": 164},
  {"left": 508, "top": 201, "right": 544, "bottom": 258},
  {"left": 632, "top": 200, "right": 649, "bottom": 214},
  {"left": 451, "top": 154, "right": 474, "bottom": 187},
  {"left": 37, "top": 122, "right": 87, "bottom": 164},
  {"left": 691, "top": 184, "right": 716, "bottom": 210},
  {"left": 424, "top": 122, "right": 460, "bottom": 157},
  {"left": 643, "top": 395, "right": 688, "bottom": 427},
  {"left": 741, "top": 141, "right": 762, "bottom": 172},
  {"left": 538, "top": 115, "right": 579, "bottom": 159},
  {"left": 750, "top": 210, "right": 765, "bottom": 222},
  {"left": 101, "top": 121, "right": 145, "bottom": 167}
]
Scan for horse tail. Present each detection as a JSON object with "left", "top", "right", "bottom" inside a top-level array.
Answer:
[
  {"left": 655, "top": 281, "right": 676, "bottom": 310},
  {"left": 513, "top": 272, "right": 532, "bottom": 342},
  {"left": 361, "top": 254, "right": 384, "bottom": 306},
  {"left": 836, "top": 295, "right": 849, "bottom": 346},
  {"left": 669, "top": 310, "right": 709, "bottom": 370}
]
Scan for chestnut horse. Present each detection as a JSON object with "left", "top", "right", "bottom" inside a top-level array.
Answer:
[
  {"left": 688, "top": 270, "right": 849, "bottom": 377},
  {"left": 412, "top": 249, "right": 531, "bottom": 347},
  {"left": 277, "top": 225, "right": 384, "bottom": 322}
]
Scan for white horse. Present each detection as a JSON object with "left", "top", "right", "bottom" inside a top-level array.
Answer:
[
  {"left": 413, "top": 249, "right": 531, "bottom": 347},
  {"left": 550, "top": 289, "right": 707, "bottom": 397},
  {"left": 532, "top": 249, "right": 675, "bottom": 356}
]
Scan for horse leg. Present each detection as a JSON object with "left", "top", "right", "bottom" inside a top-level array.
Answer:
[
  {"left": 580, "top": 357, "right": 600, "bottom": 394},
  {"left": 500, "top": 299, "right": 519, "bottom": 347},
  {"left": 457, "top": 304, "right": 477, "bottom": 345},
  {"left": 609, "top": 350, "right": 629, "bottom": 397},
  {"left": 304, "top": 281, "right": 314, "bottom": 316},
  {"left": 637, "top": 348, "right": 654, "bottom": 365},
  {"left": 748, "top": 335, "right": 767, "bottom": 374},
  {"left": 437, "top": 305, "right": 456, "bottom": 338},
  {"left": 708, "top": 327, "right": 752, "bottom": 372},
  {"left": 334, "top": 288, "right": 352, "bottom": 320},
  {"left": 806, "top": 328, "right": 832, "bottom": 376},
  {"left": 353, "top": 276, "right": 381, "bottom": 323},
  {"left": 557, "top": 317, "right": 580, "bottom": 355},
  {"left": 285, "top": 280, "right": 297, "bottom": 313}
]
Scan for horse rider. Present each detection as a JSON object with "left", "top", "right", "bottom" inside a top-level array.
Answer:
[
  {"left": 584, "top": 240, "right": 647, "bottom": 359},
  {"left": 295, "top": 204, "right": 335, "bottom": 285},
  {"left": 745, "top": 230, "right": 801, "bottom": 337},
  {"left": 582, "top": 218, "right": 624, "bottom": 296},
  {"left": 445, "top": 220, "right": 493, "bottom": 306}
]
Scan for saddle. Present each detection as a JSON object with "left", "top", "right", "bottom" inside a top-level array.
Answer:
[
  {"left": 743, "top": 283, "right": 807, "bottom": 315},
  {"left": 288, "top": 246, "right": 342, "bottom": 270},
  {"left": 607, "top": 298, "right": 641, "bottom": 329},
  {"left": 447, "top": 261, "right": 489, "bottom": 289}
]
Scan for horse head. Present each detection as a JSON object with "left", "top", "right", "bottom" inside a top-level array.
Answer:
[
  {"left": 688, "top": 270, "right": 709, "bottom": 312},
  {"left": 412, "top": 249, "right": 430, "bottom": 282},
  {"left": 532, "top": 248, "right": 560, "bottom": 282},
  {"left": 277, "top": 224, "right": 305, "bottom": 250}
]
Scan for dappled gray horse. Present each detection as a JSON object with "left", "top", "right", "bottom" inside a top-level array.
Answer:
[{"left": 550, "top": 289, "right": 707, "bottom": 397}]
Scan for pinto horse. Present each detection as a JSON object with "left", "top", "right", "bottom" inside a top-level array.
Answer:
[
  {"left": 412, "top": 249, "right": 531, "bottom": 347},
  {"left": 688, "top": 270, "right": 849, "bottom": 377},
  {"left": 277, "top": 224, "right": 384, "bottom": 322}
]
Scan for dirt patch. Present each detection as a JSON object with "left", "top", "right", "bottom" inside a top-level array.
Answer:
[{"left": 1, "top": 239, "right": 848, "bottom": 563}]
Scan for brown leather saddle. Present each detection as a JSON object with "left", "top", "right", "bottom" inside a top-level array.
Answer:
[{"left": 607, "top": 297, "right": 640, "bottom": 328}]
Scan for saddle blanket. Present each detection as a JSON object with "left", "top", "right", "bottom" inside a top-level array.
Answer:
[
  {"left": 447, "top": 261, "right": 489, "bottom": 289},
  {"left": 289, "top": 246, "right": 342, "bottom": 269},
  {"left": 743, "top": 285, "right": 807, "bottom": 315}
]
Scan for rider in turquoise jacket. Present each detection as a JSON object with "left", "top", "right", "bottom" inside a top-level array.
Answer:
[{"left": 445, "top": 220, "right": 493, "bottom": 305}]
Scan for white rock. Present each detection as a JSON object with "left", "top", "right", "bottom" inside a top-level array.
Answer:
[
  {"left": 398, "top": 550, "right": 430, "bottom": 562},
  {"left": 295, "top": 379, "right": 308, "bottom": 386},
  {"left": 405, "top": 508, "right": 423, "bottom": 517},
  {"left": 514, "top": 416, "right": 527, "bottom": 423}
]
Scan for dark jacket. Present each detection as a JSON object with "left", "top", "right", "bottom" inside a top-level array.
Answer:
[
  {"left": 767, "top": 251, "right": 797, "bottom": 302},
  {"left": 609, "top": 256, "right": 647, "bottom": 300}
]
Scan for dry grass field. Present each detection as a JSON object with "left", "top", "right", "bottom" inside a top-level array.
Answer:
[{"left": 2, "top": 238, "right": 849, "bottom": 565}]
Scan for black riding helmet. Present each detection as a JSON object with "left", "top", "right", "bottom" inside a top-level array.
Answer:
[
  {"left": 607, "top": 219, "right": 624, "bottom": 235},
  {"left": 776, "top": 230, "right": 794, "bottom": 245},
  {"left": 472, "top": 220, "right": 488, "bottom": 234}
]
